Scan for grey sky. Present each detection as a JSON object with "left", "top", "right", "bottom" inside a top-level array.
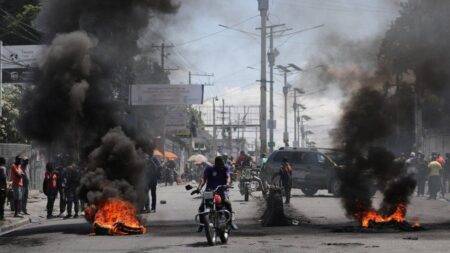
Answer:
[{"left": 142, "top": 0, "right": 402, "bottom": 149}]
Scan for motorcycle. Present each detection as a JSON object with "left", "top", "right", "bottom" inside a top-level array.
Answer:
[
  {"left": 186, "top": 184, "right": 232, "bottom": 246},
  {"left": 239, "top": 167, "right": 260, "bottom": 201}
]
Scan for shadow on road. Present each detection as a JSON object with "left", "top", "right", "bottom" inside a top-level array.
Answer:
[{"left": 1, "top": 221, "right": 91, "bottom": 238}]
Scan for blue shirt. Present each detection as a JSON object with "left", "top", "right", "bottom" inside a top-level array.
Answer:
[{"left": 203, "top": 165, "right": 231, "bottom": 191}]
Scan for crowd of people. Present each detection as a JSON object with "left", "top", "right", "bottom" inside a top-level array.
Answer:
[
  {"left": 0, "top": 156, "right": 31, "bottom": 219},
  {"left": 404, "top": 152, "right": 450, "bottom": 200}
]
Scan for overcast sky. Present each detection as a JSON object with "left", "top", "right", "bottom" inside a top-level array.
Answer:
[{"left": 142, "top": 0, "right": 403, "bottom": 149}]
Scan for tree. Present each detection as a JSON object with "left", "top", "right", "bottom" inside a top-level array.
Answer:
[
  {"left": 0, "top": 1, "right": 41, "bottom": 45},
  {"left": 378, "top": 0, "right": 450, "bottom": 130},
  {"left": 0, "top": 85, "right": 27, "bottom": 143}
]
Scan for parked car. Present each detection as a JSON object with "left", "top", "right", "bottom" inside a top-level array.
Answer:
[{"left": 261, "top": 147, "right": 340, "bottom": 197}]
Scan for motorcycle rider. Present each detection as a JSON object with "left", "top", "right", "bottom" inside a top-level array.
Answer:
[{"left": 194, "top": 156, "right": 238, "bottom": 231}]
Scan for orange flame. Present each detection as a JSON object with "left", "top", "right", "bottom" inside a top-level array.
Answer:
[
  {"left": 85, "top": 198, "right": 146, "bottom": 235},
  {"left": 359, "top": 204, "right": 407, "bottom": 228}
]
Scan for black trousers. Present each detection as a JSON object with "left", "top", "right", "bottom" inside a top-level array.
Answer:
[
  {"left": 144, "top": 183, "right": 157, "bottom": 211},
  {"left": 66, "top": 191, "right": 79, "bottom": 215},
  {"left": 21, "top": 185, "right": 28, "bottom": 213},
  {"left": 0, "top": 191, "right": 5, "bottom": 219},
  {"left": 429, "top": 175, "right": 441, "bottom": 199},
  {"left": 417, "top": 176, "right": 426, "bottom": 196},
  {"left": 58, "top": 188, "right": 66, "bottom": 214},
  {"left": 47, "top": 194, "right": 57, "bottom": 216}
]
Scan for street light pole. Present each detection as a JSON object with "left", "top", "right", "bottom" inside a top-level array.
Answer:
[{"left": 283, "top": 71, "right": 290, "bottom": 147}]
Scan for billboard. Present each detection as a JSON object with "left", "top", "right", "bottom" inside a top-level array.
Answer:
[
  {"left": 1, "top": 45, "right": 44, "bottom": 84},
  {"left": 130, "top": 84, "right": 204, "bottom": 106},
  {"left": 165, "top": 108, "right": 188, "bottom": 131}
]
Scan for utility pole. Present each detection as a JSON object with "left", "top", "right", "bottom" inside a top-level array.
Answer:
[
  {"left": 276, "top": 65, "right": 291, "bottom": 147},
  {"left": 152, "top": 42, "right": 177, "bottom": 159},
  {"left": 257, "top": 0, "right": 269, "bottom": 155},
  {"left": 152, "top": 42, "right": 178, "bottom": 72},
  {"left": 267, "top": 24, "right": 289, "bottom": 152},
  {"left": 221, "top": 99, "right": 226, "bottom": 142},
  {"left": 293, "top": 89, "right": 298, "bottom": 148},
  {"left": 212, "top": 97, "right": 217, "bottom": 158},
  {"left": 282, "top": 71, "right": 290, "bottom": 147},
  {"left": 228, "top": 106, "right": 232, "bottom": 155}
]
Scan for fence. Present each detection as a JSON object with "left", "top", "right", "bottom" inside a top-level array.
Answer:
[{"left": 422, "top": 131, "right": 450, "bottom": 157}]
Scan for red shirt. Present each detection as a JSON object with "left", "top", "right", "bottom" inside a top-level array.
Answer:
[{"left": 10, "top": 164, "right": 24, "bottom": 187}]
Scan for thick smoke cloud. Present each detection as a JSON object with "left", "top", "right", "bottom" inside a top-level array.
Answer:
[
  {"left": 78, "top": 127, "right": 145, "bottom": 205},
  {"left": 19, "top": 0, "right": 178, "bottom": 207},
  {"left": 334, "top": 87, "right": 416, "bottom": 219}
]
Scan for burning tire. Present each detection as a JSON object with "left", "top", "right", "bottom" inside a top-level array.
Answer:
[{"left": 301, "top": 187, "right": 318, "bottom": 197}]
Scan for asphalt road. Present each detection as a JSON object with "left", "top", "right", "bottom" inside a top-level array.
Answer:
[{"left": 2, "top": 185, "right": 450, "bottom": 253}]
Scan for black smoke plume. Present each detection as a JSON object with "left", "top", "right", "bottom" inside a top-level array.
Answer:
[
  {"left": 334, "top": 87, "right": 416, "bottom": 221},
  {"left": 19, "top": 0, "right": 178, "bottom": 207},
  {"left": 78, "top": 127, "right": 145, "bottom": 205}
]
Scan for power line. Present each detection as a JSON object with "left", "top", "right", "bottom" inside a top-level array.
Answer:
[
  {"left": 0, "top": 8, "right": 40, "bottom": 41},
  {"left": 174, "top": 15, "right": 259, "bottom": 47}
]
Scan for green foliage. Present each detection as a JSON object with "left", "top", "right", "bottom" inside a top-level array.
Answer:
[
  {"left": 0, "top": 2, "right": 41, "bottom": 45},
  {"left": 0, "top": 85, "right": 27, "bottom": 143}
]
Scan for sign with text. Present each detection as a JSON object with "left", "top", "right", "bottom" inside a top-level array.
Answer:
[
  {"left": 130, "top": 84, "right": 204, "bottom": 106},
  {"left": 165, "top": 109, "right": 188, "bottom": 131},
  {"left": 2, "top": 45, "right": 44, "bottom": 69}
]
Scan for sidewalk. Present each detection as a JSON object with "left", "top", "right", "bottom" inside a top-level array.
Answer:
[{"left": 0, "top": 189, "right": 48, "bottom": 234}]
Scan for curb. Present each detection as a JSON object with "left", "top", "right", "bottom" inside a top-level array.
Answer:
[{"left": 0, "top": 218, "right": 31, "bottom": 234}]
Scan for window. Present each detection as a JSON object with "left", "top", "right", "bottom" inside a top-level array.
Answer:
[
  {"left": 272, "top": 151, "right": 290, "bottom": 162},
  {"left": 303, "top": 152, "right": 318, "bottom": 164},
  {"left": 317, "top": 154, "right": 326, "bottom": 164}
]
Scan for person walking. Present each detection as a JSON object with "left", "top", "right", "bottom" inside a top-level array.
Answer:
[
  {"left": 416, "top": 153, "right": 428, "bottom": 197},
  {"left": 10, "top": 156, "right": 24, "bottom": 217},
  {"left": 64, "top": 165, "right": 80, "bottom": 218},
  {"left": 272, "top": 157, "right": 293, "bottom": 204},
  {"left": 21, "top": 158, "right": 30, "bottom": 215},
  {"left": 56, "top": 164, "right": 67, "bottom": 217},
  {"left": 0, "top": 157, "right": 7, "bottom": 220},
  {"left": 428, "top": 156, "right": 443, "bottom": 200},
  {"left": 43, "top": 163, "right": 59, "bottom": 219},
  {"left": 144, "top": 151, "right": 162, "bottom": 213}
]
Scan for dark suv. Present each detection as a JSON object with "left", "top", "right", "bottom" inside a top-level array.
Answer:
[{"left": 261, "top": 148, "right": 340, "bottom": 196}]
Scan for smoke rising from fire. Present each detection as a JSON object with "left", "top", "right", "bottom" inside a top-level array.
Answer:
[
  {"left": 19, "top": 0, "right": 179, "bottom": 207},
  {"left": 334, "top": 87, "right": 417, "bottom": 220},
  {"left": 78, "top": 127, "right": 146, "bottom": 205}
]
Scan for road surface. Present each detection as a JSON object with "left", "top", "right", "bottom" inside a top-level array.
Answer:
[{"left": 2, "top": 185, "right": 450, "bottom": 253}]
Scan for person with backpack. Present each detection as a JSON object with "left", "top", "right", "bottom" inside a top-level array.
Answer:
[
  {"left": 272, "top": 157, "right": 293, "bottom": 204},
  {"left": 43, "top": 162, "right": 59, "bottom": 219}
]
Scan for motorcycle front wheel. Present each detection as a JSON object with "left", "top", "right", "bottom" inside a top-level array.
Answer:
[
  {"left": 203, "top": 215, "right": 217, "bottom": 246},
  {"left": 218, "top": 228, "right": 229, "bottom": 244}
]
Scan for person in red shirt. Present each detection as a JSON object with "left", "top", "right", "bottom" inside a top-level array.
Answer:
[
  {"left": 43, "top": 162, "right": 59, "bottom": 219},
  {"left": 10, "top": 156, "right": 24, "bottom": 217}
]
